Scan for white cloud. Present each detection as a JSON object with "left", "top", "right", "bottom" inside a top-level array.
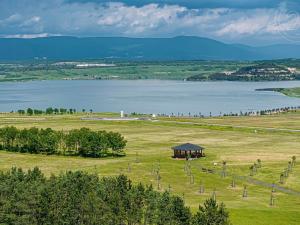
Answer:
[
  {"left": 2, "top": 33, "right": 51, "bottom": 39},
  {"left": 216, "top": 7, "right": 300, "bottom": 37},
  {"left": 0, "top": 0, "right": 300, "bottom": 44},
  {"left": 97, "top": 3, "right": 187, "bottom": 34},
  {"left": 0, "top": 14, "right": 23, "bottom": 26}
]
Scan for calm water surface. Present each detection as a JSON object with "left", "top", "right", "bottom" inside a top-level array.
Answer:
[{"left": 0, "top": 80, "right": 300, "bottom": 116}]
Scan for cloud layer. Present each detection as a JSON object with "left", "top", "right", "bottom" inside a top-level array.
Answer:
[{"left": 1, "top": 0, "right": 300, "bottom": 45}]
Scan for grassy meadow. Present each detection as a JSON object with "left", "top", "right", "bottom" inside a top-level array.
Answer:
[
  {"left": 0, "top": 61, "right": 250, "bottom": 81},
  {"left": 279, "top": 87, "right": 300, "bottom": 98},
  {"left": 0, "top": 112, "right": 300, "bottom": 225}
]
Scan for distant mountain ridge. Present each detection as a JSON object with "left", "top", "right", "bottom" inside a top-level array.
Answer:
[{"left": 1, "top": 36, "right": 300, "bottom": 61}]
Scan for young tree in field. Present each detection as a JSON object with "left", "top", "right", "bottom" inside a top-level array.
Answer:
[
  {"left": 192, "top": 198, "right": 230, "bottom": 225},
  {"left": 212, "top": 189, "right": 216, "bottom": 201},
  {"left": 27, "top": 108, "right": 33, "bottom": 115},
  {"left": 54, "top": 108, "right": 59, "bottom": 114},
  {"left": 199, "top": 181, "right": 205, "bottom": 194},
  {"left": 257, "top": 159, "right": 262, "bottom": 168},
  {"left": 221, "top": 161, "right": 227, "bottom": 177},
  {"left": 231, "top": 177, "right": 236, "bottom": 188},
  {"left": 17, "top": 109, "right": 25, "bottom": 115},
  {"left": 59, "top": 108, "right": 67, "bottom": 114},
  {"left": 33, "top": 109, "right": 43, "bottom": 115},
  {"left": 243, "top": 185, "right": 248, "bottom": 198},
  {"left": 46, "top": 107, "right": 54, "bottom": 114},
  {"left": 280, "top": 173, "right": 284, "bottom": 184},
  {"left": 288, "top": 161, "right": 292, "bottom": 172},
  {"left": 249, "top": 165, "right": 254, "bottom": 176},
  {"left": 292, "top": 156, "right": 296, "bottom": 167}
]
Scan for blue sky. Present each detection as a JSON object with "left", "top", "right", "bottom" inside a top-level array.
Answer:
[{"left": 1, "top": 0, "right": 300, "bottom": 45}]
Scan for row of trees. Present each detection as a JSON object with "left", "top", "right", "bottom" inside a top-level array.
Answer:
[
  {"left": 157, "top": 106, "right": 300, "bottom": 118},
  {"left": 0, "top": 167, "right": 230, "bottom": 225},
  {"left": 0, "top": 126, "right": 126, "bottom": 157},
  {"left": 17, "top": 107, "right": 94, "bottom": 115}
]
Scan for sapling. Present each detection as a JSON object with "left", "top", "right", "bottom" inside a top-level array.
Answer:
[
  {"left": 243, "top": 185, "right": 248, "bottom": 198},
  {"left": 270, "top": 192, "right": 275, "bottom": 206},
  {"left": 212, "top": 188, "right": 216, "bottom": 201}
]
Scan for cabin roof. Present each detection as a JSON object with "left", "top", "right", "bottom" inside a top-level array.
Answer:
[{"left": 172, "top": 143, "right": 204, "bottom": 151}]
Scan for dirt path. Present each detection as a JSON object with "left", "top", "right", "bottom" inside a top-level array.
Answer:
[{"left": 156, "top": 120, "right": 300, "bottom": 133}]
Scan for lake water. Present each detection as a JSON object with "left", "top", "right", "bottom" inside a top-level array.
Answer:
[{"left": 0, "top": 80, "right": 300, "bottom": 116}]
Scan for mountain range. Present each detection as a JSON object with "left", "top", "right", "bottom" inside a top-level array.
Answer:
[{"left": 1, "top": 36, "right": 300, "bottom": 61}]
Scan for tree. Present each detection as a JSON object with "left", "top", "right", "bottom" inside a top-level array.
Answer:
[
  {"left": 46, "top": 107, "right": 54, "bottom": 114},
  {"left": 257, "top": 159, "right": 262, "bottom": 168},
  {"left": 170, "top": 196, "right": 191, "bottom": 225},
  {"left": 192, "top": 198, "right": 230, "bottom": 225},
  {"left": 107, "top": 131, "right": 127, "bottom": 153},
  {"left": 59, "top": 108, "right": 67, "bottom": 114},
  {"left": 39, "top": 128, "right": 59, "bottom": 154},
  {"left": 27, "top": 108, "right": 33, "bottom": 115},
  {"left": 65, "top": 129, "right": 81, "bottom": 154},
  {"left": 292, "top": 156, "right": 296, "bottom": 167},
  {"left": 54, "top": 108, "right": 59, "bottom": 114},
  {"left": 0, "top": 126, "right": 18, "bottom": 150},
  {"left": 17, "top": 109, "right": 25, "bottom": 115}
]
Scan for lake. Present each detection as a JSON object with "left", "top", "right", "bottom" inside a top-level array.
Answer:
[{"left": 0, "top": 80, "right": 300, "bottom": 116}]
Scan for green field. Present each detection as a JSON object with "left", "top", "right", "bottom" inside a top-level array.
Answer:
[
  {"left": 1, "top": 59, "right": 300, "bottom": 82},
  {"left": 0, "top": 112, "right": 300, "bottom": 225},
  {"left": 278, "top": 87, "right": 300, "bottom": 98},
  {"left": 0, "top": 61, "right": 249, "bottom": 81}
]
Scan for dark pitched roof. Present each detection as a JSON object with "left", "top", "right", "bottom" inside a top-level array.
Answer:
[{"left": 172, "top": 143, "right": 204, "bottom": 151}]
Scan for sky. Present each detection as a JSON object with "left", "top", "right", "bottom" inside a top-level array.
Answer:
[{"left": 1, "top": 0, "right": 300, "bottom": 45}]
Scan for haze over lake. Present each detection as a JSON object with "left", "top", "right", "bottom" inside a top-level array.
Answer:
[{"left": 1, "top": 80, "right": 300, "bottom": 116}]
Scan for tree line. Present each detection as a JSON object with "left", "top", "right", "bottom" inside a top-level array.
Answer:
[
  {"left": 0, "top": 126, "right": 126, "bottom": 158},
  {"left": 158, "top": 106, "right": 300, "bottom": 118},
  {"left": 17, "top": 107, "right": 94, "bottom": 115},
  {"left": 0, "top": 167, "right": 230, "bottom": 225}
]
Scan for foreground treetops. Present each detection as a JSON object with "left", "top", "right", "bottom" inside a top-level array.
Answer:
[{"left": 0, "top": 167, "right": 231, "bottom": 225}]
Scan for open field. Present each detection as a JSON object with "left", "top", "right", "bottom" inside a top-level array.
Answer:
[
  {"left": 1, "top": 59, "right": 300, "bottom": 82},
  {"left": 0, "top": 61, "right": 248, "bottom": 82},
  {"left": 279, "top": 87, "right": 300, "bottom": 98},
  {"left": 0, "top": 112, "right": 300, "bottom": 225}
]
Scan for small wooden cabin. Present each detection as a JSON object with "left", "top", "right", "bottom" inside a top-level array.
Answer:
[{"left": 172, "top": 143, "right": 205, "bottom": 159}]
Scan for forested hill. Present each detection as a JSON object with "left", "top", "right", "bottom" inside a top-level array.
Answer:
[{"left": 1, "top": 36, "right": 300, "bottom": 61}]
